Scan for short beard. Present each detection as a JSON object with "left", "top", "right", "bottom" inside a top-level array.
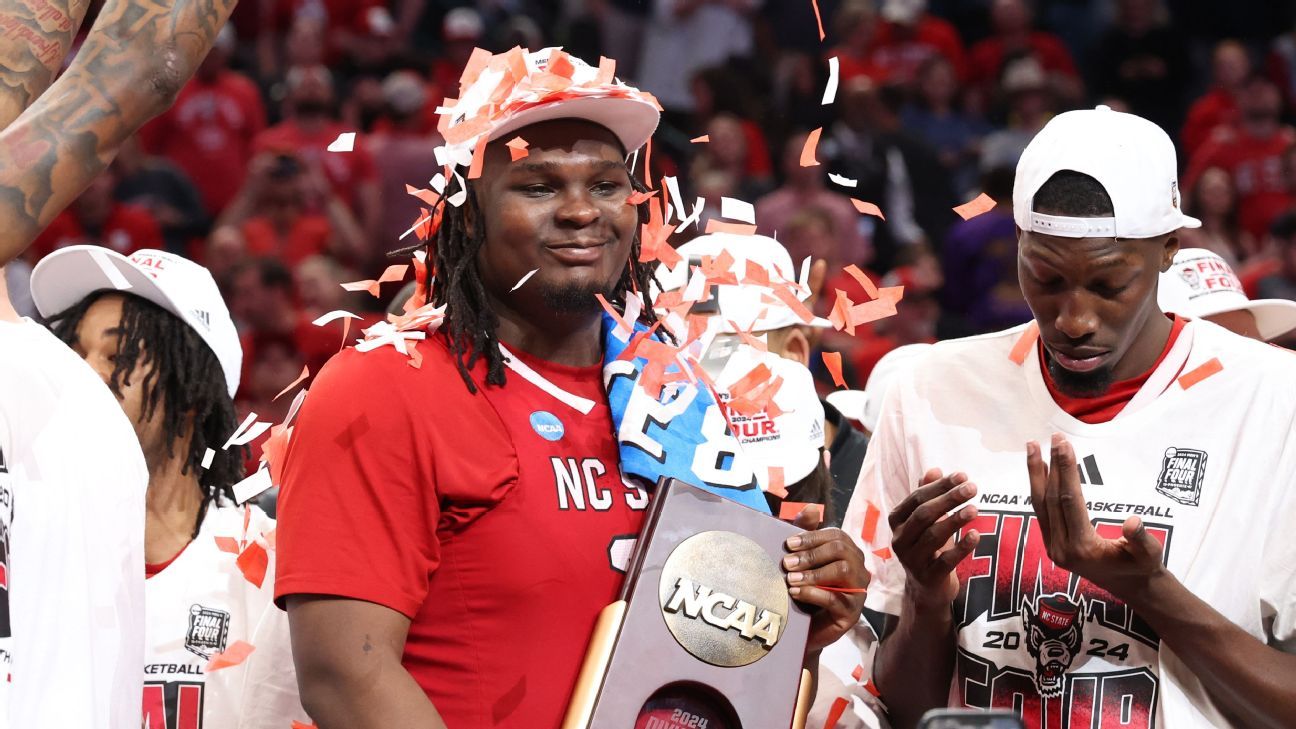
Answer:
[
  {"left": 1045, "top": 353, "right": 1116, "bottom": 398},
  {"left": 539, "top": 280, "right": 610, "bottom": 314}
]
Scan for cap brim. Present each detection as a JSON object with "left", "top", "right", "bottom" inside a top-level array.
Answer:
[
  {"left": 487, "top": 95, "right": 660, "bottom": 155},
  {"left": 30, "top": 245, "right": 183, "bottom": 324},
  {"left": 1238, "top": 299, "right": 1296, "bottom": 341},
  {"left": 1179, "top": 214, "right": 1203, "bottom": 230}
]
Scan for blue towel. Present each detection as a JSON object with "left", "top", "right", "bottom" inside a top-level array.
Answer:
[{"left": 602, "top": 313, "right": 770, "bottom": 514}]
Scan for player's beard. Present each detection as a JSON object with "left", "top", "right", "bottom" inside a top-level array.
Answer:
[
  {"left": 539, "top": 279, "right": 614, "bottom": 313},
  {"left": 1045, "top": 352, "right": 1117, "bottom": 398}
]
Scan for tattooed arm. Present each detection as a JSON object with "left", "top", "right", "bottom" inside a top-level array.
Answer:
[
  {"left": 0, "top": 0, "right": 93, "bottom": 128},
  {"left": 0, "top": 0, "right": 238, "bottom": 266}
]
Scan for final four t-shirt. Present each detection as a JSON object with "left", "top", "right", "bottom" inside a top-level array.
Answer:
[
  {"left": 845, "top": 318, "right": 1296, "bottom": 728},
  {"left": 276, "top": 335, "right": 648, "bottom": 727}
]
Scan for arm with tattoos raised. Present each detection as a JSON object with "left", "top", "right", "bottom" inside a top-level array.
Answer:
[
  {"left": 0, "top": 0, "right": 93, "bottom": 128},
  {"left": 0, "top": 0, "right": 238, "bottom": 266}
]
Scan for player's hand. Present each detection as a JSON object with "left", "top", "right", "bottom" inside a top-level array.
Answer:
[
  {"left": 1027, "top": 434, "right": 1167, "bottom": 601},
  {"left": 783, "top": 521, "right": 869, "bottom": 653},
  {"left": 889, "top": 468, "right": 981, "bottom": 611}
]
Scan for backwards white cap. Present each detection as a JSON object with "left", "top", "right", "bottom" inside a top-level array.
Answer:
[
  {"left": 1158, "top": 248, "right": 1296, "bottom": 341},
  {"left": 30, "top": 246, "right": 243, "bottom": 398},
  {"left": 1014, "top": 106, "right": 1201, "bottom": 240}
]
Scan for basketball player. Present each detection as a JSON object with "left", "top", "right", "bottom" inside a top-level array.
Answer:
[
  {"left": 846, "top": 106, "right": 1296, "bottom": 727},
  {"left": 275, "top": 47, "right": 869, "bottom": 728},
  {"left": 0, "top": 0, "right": 237, "bottom": 725},
  {"left": 32, "top": 247, "right": 308, "bottom": 728}
]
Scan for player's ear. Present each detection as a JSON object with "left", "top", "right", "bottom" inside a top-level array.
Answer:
[
  {"left": 1158, "top": 233, "right": 1180, "bottom": 273},
  {"left": 781, "top": 327, "right": 812, "bottom": 367}
]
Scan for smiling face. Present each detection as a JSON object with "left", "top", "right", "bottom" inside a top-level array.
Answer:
[
  {"left": 471, "top": 119, "right": 638, "bottom": 316},
  {"left": 1018, "top": 231, "right": 1178, "bottom": 396}
]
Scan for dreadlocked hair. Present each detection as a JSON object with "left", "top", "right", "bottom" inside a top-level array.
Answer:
[
  {"left": 402, "top": 167, "right": 667, "bottom": 394},
  {"left": 47, "top": 291, "right": 245, "bottom": 538}
]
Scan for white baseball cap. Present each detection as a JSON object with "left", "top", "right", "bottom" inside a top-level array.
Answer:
[
  {"left": 30, "top": 246, "right": 243, "bottom": 398},
  {"left": 438, "top": 47, "right": 660, "bottom": 166},
  {"left": 860, "top": 343, "right": 932, "bottom": 434},
  {"left": 714, "top": 345, "right": 825, "bottom": 488},
  {"left": 1014, "top": 106, "right": 1201, "bottom": 240},
  {"left": 1158, "top": 248, "right": 1296, "bottom": 341},
  {"left": 655, "top": 232, "right": 833, "bottom": 332}
]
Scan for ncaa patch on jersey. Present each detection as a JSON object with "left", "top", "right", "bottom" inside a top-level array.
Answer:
[
  {"left": 185, "top": 604, "right": 231, "bottom": 659},
  {"left": 529, "top": 410, "right": 565, "bottom": 441},
  {"left": 1156, "top": 447, "right": 1206, "bottom": 506}
]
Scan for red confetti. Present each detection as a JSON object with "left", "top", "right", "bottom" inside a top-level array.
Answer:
[
  {"left": 204, "top": 640, "right": 255, "bottom": 672},
  {"left": 625, "top": 189, "right": 657, "bottom": 205},
  {"left": 810, "top": 0, "right": 826, "bottom": 41},
  {"left": 272, "top": 365, "right": 310, "bottom": 402},
  {"left": 860, "top": 501, "right": 881, "bottom": 544},
  {"left": 772, "top": 285, "right": 817, "bottom": 324},
  {"left": 213, "top": 536, "right": 240, "bottom": 554},
  {"left": 822, "top": 351, "right": 847, "bottom": 388},
  {"left": 800, "top": 127, "right": 823, "bottom": 167},
  {"left": 953, "top": 192, "right": 997, "bottom": 220},
  {"left": 864, "top": 679, "right": 881, "bottom": 697},
  {"left": 779, "top": 501, "right": 813, "bottom": 520},
  {"left": 851, "top": 664, "right": 864, "bottom": 682},
  {"left": 1008, "top": 321, "right": 1040, "bottom": 366},
  {"left": 843, "top": 264, "right": 879, "bottom": 299},
  {"left": 467, "top": 134, "right": 488, "bottom": 179},
  {"left": 850, "top": 198, "right": 886, "bottom": 220},
  {"left": 819, "top": 586, "right": 868, "bottom": 594},
  {"left": 824, "top": 696, "right": 849, "bottom": 728},
  {"left": 505, "top": 136, "right": 529, "bottom": 161},
  {"left": 236, "top": 541, "right": 269, "bottom": 588},
  {"left": 704, "top": 219, "right": 759, "bottom": 236},
  {"left": 1177, "top": 357, "right": 1223, "bottom": 390},
  {"left": 872, "top": 547, "right": 893, "bottom": 560},
  {"left": 690, "top": 134, "right": 710, "bottom": 143},
  {"left": 292, "top": 723, "right": 319, "bottom": 729}
]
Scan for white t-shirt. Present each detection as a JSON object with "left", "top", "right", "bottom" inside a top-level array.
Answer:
[
  {"left": 0, "top": 318, "right": 147, "bottom": 729},
  {"left": 844, "top": 318, "right": 1296, "bottom": 728},
  {"left": 144, "top": 501, "right": 306, "bottom": 729}
]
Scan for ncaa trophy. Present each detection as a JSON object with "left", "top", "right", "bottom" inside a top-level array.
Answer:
[{"left": 561, "top": 478, "right": 814, "bottom": 729}]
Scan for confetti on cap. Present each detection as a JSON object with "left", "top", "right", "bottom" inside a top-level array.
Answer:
[
  {"left": 205, "top": 640, "right": 255, "bottom": 672},
  {"left": 829, "top": 173, "right": 857, "bottom": 188},
  {"left": 505, "top": 136, "right": 529, "bottom": 161},
  {"left": 510, "top": 268, "right": 539, "bottom": 292},
  {"left": 953, "top": 192, "right": 997, "bottom": 220},
  {"left": 800, "top": 127, "right": 822, "bottom": 167},
  {"left": 824, "top": 696, "right": 848, "bottom": 729},
  {"left": 326, "top": 132, "right": 356, "bottom": 152},
  {"left": 822, "top": 56, "right": 839, "bottom": 105},
  {"left": 851, "top": 198, "right": 885, "bottom": 220},
  {"left": 690, "top": 134, "right": 710, "bottom": 143},
  {"left": 822, "top": 351, "right": 847, "bottom": 388}
]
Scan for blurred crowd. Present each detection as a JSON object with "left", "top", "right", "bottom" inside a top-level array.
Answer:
[{"left": 9, "top": 0, "right": 1296, "bottom": 441}]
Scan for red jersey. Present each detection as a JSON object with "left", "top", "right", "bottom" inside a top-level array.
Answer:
[
  {"left": 254, "top": 121, "right": 378, "bottom": 211},
  {"left": 1180, "top": 88, "right": 1238, "bottom": 156},
  {"left": 870, "top": 15, "right": 968, "bottom": 83},
  {"left": 140, "top": 71, "right": 267, "bottom": 214},
  {"left": 275, "top": 336, "right": 649, "bottom": 726},
  {"left": 239, "top": 214, "right": 333, "bottom": 268},
  {"left": 1185, "top": 126, "right": 1296, "bottom": 238},
  {"left": 30, "top": 205, "right": 164, "bottom": 261}
]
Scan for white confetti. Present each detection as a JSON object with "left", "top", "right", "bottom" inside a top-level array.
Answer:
[
  {"left": 232, "top": 467, "right": 274, "bottom": 505},
  {"left": 201, "top": 448, "right": 215, "bottom": 470},
  {"left": 822, "top": 56, "right": 840, "bottom": 105},
  {"left": 222, "top": 412, "right": 257, "bottom": 450},
  {"left": 311, "top": 310, "right": 360, "bottom": 326},
  {"left": 720, "top": 197, "right": 756, "bottom": 224},
  {"left": 326, "top": 132, "right": 356, "bottom": 152},
  {"left": 510, "top": 268, "right": 539, "bottom": 291},
  {"left": 828, "top": 173, "right": 858, "bottom": 188}
]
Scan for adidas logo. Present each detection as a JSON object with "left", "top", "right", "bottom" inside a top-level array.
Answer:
[{"left": 1077, "top": 453, "right": 1103, "bottom": 486}]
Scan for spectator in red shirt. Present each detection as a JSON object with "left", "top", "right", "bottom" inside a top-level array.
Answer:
[
  {"left": 215, "top": 151, "right": 367, "bottom": 268},
  {"left": 1182, "top": 40, "right": 1252, "bottom": 156},
  {"left": 254, "top": 65, "right": 382, "bottom": 242},
  {"left": 968, "top": 0, "right": 1081, "bottom": 105},
  {"left": 1185, "top": 76, "right": 1296, "bottom": 241},
  {"left": 30, "top": 168, "right": 165, "bottom": 262},
  {"left": 369, "top": 71, "right": 443, "bottom": 261},
  {"left": 869, "top": 0, "right": 967, "bottom": 86},
  {"left": 140, "top": 26, "right": 266, "bottom": 216},
  {"left": 429, "top": 7, "right": 483, "bottom": 100},
  {"left": 831, "top": 0, "right": 888, "bottom": 85}
]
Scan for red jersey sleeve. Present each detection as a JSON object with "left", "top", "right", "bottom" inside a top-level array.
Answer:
[
  {"left": 274, "top": 341, "right": 519, "bottom": 617},
  {"left": 274, "top": 346, "right": 444, "bottom": 617}
]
